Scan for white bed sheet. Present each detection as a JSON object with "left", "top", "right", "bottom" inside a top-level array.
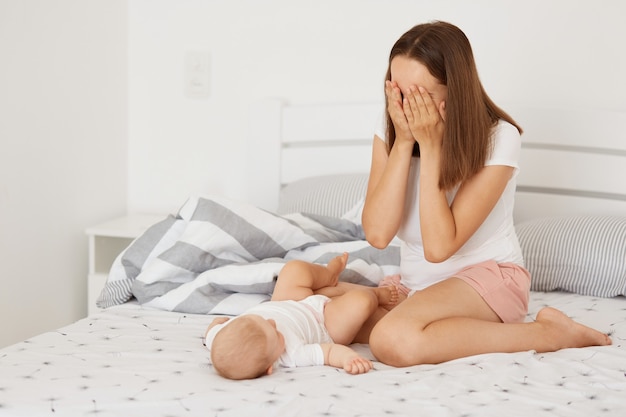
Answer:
[{"left": 1, "top": 292, "right": 625, "bottom": 417}]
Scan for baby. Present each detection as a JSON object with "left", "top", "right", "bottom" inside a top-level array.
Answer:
[{"left": 204, "top": 253, "right": 398, "bottom": 380}]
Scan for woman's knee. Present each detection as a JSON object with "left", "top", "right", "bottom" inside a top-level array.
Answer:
[{"left": 369, "top": 320, "right": 426, "bottom": 367}]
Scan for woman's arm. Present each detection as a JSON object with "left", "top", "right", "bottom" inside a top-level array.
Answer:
[
  {"left": 361, "top": 136, "right": 413, "bottom": 248},
  {"left": 404, "top": 86, "right": 513, "bottom": 262},
  {"left": 362, "top": 81, "right": 416, "bottom": 249},
  {"left": 419, "top": 161, "right": 513, "bottom": 262}
]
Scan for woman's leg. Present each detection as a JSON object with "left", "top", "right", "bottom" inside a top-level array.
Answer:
[{"left": 369, "top": 278, "right": 612, "bottom": 367}]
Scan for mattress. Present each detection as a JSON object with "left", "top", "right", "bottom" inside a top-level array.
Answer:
[{"left": 1, "top": 291, "right": 624, "bottom": 417}]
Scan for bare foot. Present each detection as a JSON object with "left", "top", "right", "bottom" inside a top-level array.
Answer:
[
  {"left": 374, "top": 285, "right": 399, "bottom": 308},
  {"left": 324, "top": 252, "right": 349, "bottom": 287},
  {"left": 395, "top": 289, "right": 408, "bottom": 306},
  {"left": 377, "top": 275, "right": 410, "bottom": 308},
  {"left": 535, "top": 307, "right": 612, "bottom": 351}
]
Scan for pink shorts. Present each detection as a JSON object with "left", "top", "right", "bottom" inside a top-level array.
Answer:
[{"left": 454, "top": 260, "right": 531, "bottom": 323}]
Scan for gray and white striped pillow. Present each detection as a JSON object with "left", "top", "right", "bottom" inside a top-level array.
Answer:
[
  {"left": 516, "top": 215, "right": 626, "bottom": 297},
  {"left": 278, "top": 173, "right": 369, "bottom": 219}
]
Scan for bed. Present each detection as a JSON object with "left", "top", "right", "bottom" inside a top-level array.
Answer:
[{"left": 1, "top": 99, "right": 625, "bottom": 417}]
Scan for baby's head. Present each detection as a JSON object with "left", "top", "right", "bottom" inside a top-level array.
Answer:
[{"left": 211, "top": 315, "right": 285, "bottom": 380}]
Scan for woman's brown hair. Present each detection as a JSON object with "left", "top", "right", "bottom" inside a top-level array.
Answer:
[{"left": 385, "top": 21, "right": 522, "bottom": 190}]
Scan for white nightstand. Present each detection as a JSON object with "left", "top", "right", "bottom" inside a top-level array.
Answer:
[{"left": 85, "top": 214, "right": 166, "bottom": 315}]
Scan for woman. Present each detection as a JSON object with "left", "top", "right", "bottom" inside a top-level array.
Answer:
[{"left": 362, "top": 21, "right": 611, "bottom": 367}]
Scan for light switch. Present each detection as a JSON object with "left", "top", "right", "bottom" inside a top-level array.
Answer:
[{"left": 184, "top": 50, "right": 210, "bottom": 98}]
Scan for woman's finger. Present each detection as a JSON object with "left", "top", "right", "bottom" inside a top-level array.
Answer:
[
  {"left": 404, "top": 87, "right": 421, "bottom": 120},
  {"left": 418, "top": 86, "right": 439, "bottom": 118}
]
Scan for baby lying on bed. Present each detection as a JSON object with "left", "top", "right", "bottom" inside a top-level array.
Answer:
[{"left": 204, "top": 253, "right": 398, "bottom": 380}]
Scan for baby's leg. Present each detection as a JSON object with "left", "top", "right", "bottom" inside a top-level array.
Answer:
[
  {"left": 272, "top": 253, "right": 348, "bottom": 302},
  {"left": 324, "top": 286, "right": 398, "bottom": 345},
  {"left": 317, "top": 284, "right": 399, "bottom": 306},
  {"left": 314, "top": 281, "right": 360, "bottom": 298}
]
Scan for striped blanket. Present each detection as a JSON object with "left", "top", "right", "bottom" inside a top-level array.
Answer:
[{"left": 97, "top": 195, "right": 400, "bottom": 315}]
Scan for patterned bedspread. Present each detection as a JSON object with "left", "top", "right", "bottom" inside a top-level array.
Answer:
[{"left": 1, "top": 292, "right": 624, "bottom": 417}]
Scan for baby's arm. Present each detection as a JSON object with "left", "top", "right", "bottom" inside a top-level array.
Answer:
[
  {"left": 204, "top": 317, "right": 230, "bottom": 339},
  {"left": 320, "top": 343, "right": 374, "bottom": 374}
]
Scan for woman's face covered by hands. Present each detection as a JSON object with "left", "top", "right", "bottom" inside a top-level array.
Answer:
[{"left": 386, "top": 55, "right": 448, "bottom": 148}]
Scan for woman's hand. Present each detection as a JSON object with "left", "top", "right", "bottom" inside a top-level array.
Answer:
[
  {"left": 385, "top": 80, "right": 414, "bottom": 146},
  {"left": 403, "top": 85, "right": 446, "bottom": 151}
]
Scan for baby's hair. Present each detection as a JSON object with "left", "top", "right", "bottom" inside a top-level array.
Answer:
[{"left": 211, "top": 315, "right": 272, "bottom": 380}]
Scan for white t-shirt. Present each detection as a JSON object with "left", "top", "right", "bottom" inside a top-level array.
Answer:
[
  {"left": 205, "top": 295, "right": 332, "bottom": 368},
  {"left": 375, "top": 120, "right": 524, "bottom": 290}
]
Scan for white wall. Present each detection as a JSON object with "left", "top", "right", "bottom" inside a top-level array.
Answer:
[
  {"left": 0, "top": 0, "right": 127, "bottom": 348},
  {"left": 1, "top": 0, "right": 624, "bottom": 348},
  {"left": 128, "top": 0, "right": 626, "bottom": 215}
]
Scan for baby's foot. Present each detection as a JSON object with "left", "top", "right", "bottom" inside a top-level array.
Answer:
[
  {"left": 378, "top": 274, "right": 410, "bottom": 307},
  {"left": 373, "top": 285, "right": 399, "bottom": 308},
  {"left": 325, "top": 253, "right": 349, "bottom": 286},
  {"left": 535, "top": 307, "right": 612, "bottom": 350}
]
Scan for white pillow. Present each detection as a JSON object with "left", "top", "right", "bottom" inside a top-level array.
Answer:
[
  {"left": 516, "top": 215, "right": 626, "bottom": 297},
  {"left": 278, "top": 173, "right": 369, "bottom": 218}
]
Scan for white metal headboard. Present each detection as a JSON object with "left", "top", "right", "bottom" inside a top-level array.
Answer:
[
  {"left": 247, "top": 99, "right": 379, "bottom": 211},
  {"left": 512, "top": 106, "right": 626, "bottom": 222},
  {"left": 248, "top": 98, "right": 626, "bottom": 220}
]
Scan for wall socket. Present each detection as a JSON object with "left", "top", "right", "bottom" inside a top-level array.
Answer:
[{"left": 184, "top": 50, "right": 210, "bottom": 98}]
